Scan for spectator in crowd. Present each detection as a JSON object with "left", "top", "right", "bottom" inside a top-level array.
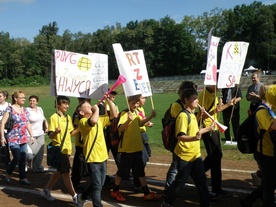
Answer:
[
  {"left": 133, "top": 95, "right": 153, "bottom": 191},
  {"left": 111, "top": 94, "right": 160, "bottom": 202},
  {"left": 71, "top": 97, "right": 91, "bottom": 190},
  {"left": 26, "top": 95, "right": 48, "bottom": 173},
  {"left": 164, "top": 81, "right": 197, "bottom": 195},
  {"left": 197, "top": 85, "right": 233, "bottom": 199},
  {"left": 0, "top": 91, "right": 34, "bottom": 185},
  {"left": 76, "top": 94, "right": 117, "bottom": 207},
  {"left": 40, "top": 96, "right": 81, "bottom": 206},
  {"left": 246, "top": 72, "right": 263, "bottom": 115},
  {"left": 220, "top": 85, "right": 242, "bottom": 143},
  {"left": 0, "top": 91, "right": 11, "bottom": 166},
  {"left": 162, "top": 88, "right": 215, "bottom": 207}
]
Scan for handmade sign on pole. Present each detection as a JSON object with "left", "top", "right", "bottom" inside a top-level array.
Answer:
[
  {"left": 50, "top": 50, "right": 108, "bottom": 99},
  {"left": 113, "top": 43, "right": 152, "bottom": 97},
  {"left": 217, "top": 42, "right": 249, "bottom": 89},
  {"left": 204, "top": 34, "right": 220, "bottom": 86}
]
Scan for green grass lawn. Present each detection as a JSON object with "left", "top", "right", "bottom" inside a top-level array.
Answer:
[{"left": 2, "top": 85, "right": 252, "bottom": 159}]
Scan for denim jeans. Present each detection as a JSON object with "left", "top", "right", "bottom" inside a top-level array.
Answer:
[
  {"left": 7, "top": 143, "right": 27, "bottom": 180},
  {"left": 165, "top": 156, "right": 210, "bottom": 207},
  {"left": 82, "top": 161, "right": 106, "bottom": 207},
  {"left": 164, "top": 153, "right": 178, "bottom": 191}
]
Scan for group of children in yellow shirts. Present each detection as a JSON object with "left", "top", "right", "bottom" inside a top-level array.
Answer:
[{"left": 41, "top": 80, "right": 238, "bottom": 207}]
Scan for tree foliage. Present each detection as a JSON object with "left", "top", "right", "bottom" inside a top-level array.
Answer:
[{"left": 0, "top": 2, "right": 276, "bottom": 84}]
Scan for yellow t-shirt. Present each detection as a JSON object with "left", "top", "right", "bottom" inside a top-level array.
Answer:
[
  {"left": 79, "top": 115, "right": 110, "bottom": 163},
  {"left": 170, "top": 100, "right": 184, "bottom": 118},
  {"left": 198, "top": 88, "right": 218, "bottom": 129},
  {"left": 48, "top": 113, "right": 74, "bottom": 155},
  {"left": 137, "top": 106, "right": 146, "bottom": 133},
  {"left": 118, "top": 110, "right": 143, "bottom": 153},
  {"left": 256, "top": 108, "right": 275, "bottom": 156},
  {"left": 174, "top": 111, "right": 201, "bottom": 162}
]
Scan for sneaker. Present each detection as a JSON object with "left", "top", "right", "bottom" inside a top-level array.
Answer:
[
  {"left": 5, "top": 171, "right": 11, "bottom": 183},
  {"left": 111, "top": 191, "right": 126, "bottom": 202},
  {"left": 19, "top": 178, "right": 31, "bottom": 185},
  {"left": 40, "top": 188, "right": 55, "bottom": 201},
  {"left": 73, "top": 194, "right": 86, "bottom": 207},
  {"left": 75, "top": 194, "right": 88, "bottom": 207},
  {"left": 217, "top": 189, "right": 232, "bottom": 197},
  {"left": 144, "top": 192, "right": 161, "bottom": 201},
  {"left": 161, "top": 201, "right": 174, "bottom": 207},
  {"left": 251, "top": 172, "right": 262, "bottom": 187},
  {"left": 209, "top": 191, "right": 222, "bottom": 200}
]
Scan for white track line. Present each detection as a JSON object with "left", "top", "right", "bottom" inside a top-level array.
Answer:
[{"left": 1, "top": 156, "right": 255, "bottom": 207}]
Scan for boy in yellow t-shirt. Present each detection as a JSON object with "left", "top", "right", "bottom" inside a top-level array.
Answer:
[
  {"left": 76, "top": 95, "right": 117, "bottom": 207},
  {"left": 40, "top": 96, "right": 81, "bottom": 206},
  {"left": 162, "top": 88, "right": 214, "bottom": 207},
  {"left": 111, "top": 94, "right": 160, "bottom": 202},
  {"left": 71, "top": 98, "right": 91, "bottom": 190}
]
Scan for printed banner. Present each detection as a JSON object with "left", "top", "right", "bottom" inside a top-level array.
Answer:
[
  {"left": 113, "top": 43, "right": 152, "bottom": 97},
  {"left": 204, "top": 36, "right": 220, "bottom": 85},
  {"left": 50, "top": 50, "right": 108, "bottom": 99},
  {"left": 217, "top": 42, "right": 249, "bottom": 88}
]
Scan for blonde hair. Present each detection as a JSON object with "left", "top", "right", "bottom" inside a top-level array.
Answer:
[
  {"left": 259, "top": 84, "right": 272, "bottom": 101},
  {"left": 266, "top": 85, "right": 276, "bottom": 108},
  {"left": 12, "top": 90, "right": 24, "bottom": 104}
]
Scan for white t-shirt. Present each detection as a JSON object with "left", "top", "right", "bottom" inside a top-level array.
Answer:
[
  {"left": 0, "top": 102, "right": 10, "bottom": 121},
  {"left": 26, "top": 106, "right": 45, "bottom": 136}
]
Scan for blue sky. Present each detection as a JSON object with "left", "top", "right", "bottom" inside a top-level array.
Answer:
[{"left": 0, "top": 0, "right": 275, "bottom": 41}]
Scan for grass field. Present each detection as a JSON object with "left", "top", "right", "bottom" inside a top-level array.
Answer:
[{"left": 2, "top": 85, "right": 253, "bottom": 160}]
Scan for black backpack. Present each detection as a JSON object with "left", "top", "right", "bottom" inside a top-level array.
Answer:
[
  {"left": 161, "top": 99, "right": 183, "bottom": 128},
  {"left": 237, "top": 106, "right": 266, "bottom": 154},
  {"left": 161, "top": 105, "right": 190, "bottom": 152},
  {"left": 109, "top": 109, "right": 129, "bottom": 148}
]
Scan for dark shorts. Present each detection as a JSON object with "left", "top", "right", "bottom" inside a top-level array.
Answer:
[
  {"left": 57, "top": 154, "right": 71, "bottom": 174},
  {"left": 117, "top": 151, "right": 145, "bottom": 179}
]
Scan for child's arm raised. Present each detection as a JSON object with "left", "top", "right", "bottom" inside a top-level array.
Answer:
[
  {"left": 105, "top": 95, "right": 118, "bottom": 120},
  {"left": 89, "top": 104, "right": 99, "bottom": 126},
  {"left": 140, "top": 109, "right": 156, "bottom": 126}
]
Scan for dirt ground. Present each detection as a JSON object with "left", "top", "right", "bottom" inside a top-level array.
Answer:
[{"left": 0, "top": 152, "right": 262, "bottom": 207}]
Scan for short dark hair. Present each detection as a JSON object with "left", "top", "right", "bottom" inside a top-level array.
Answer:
[
  {"left": 127, "top": 94, "right": 141, "bottom": 103},
  {"left": 178, "top": 81, "right": 197, "bottom": 95},
  {"left": 29, "top": 95, "right": 39, "bottom": 102},
  {"left": 180, "top": 88, "right": 198, "bottom": 104},
  {"left": 55, "top": 96, "right": 70, "bottom": 108},
  {"left": 110, "top": 90, "right": 118, "bottom": 95}
]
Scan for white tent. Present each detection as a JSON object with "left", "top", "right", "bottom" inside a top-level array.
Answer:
[{"left": 244, "top": 65, "right": 258, "bottom": 71}]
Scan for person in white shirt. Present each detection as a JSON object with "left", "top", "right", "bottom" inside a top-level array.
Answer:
[
  {"left": 26, "top": 95, "right": 48, "bottom": 172},
  {"left": 0, "top": 91, "right": 11, "bottom": 166}
]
